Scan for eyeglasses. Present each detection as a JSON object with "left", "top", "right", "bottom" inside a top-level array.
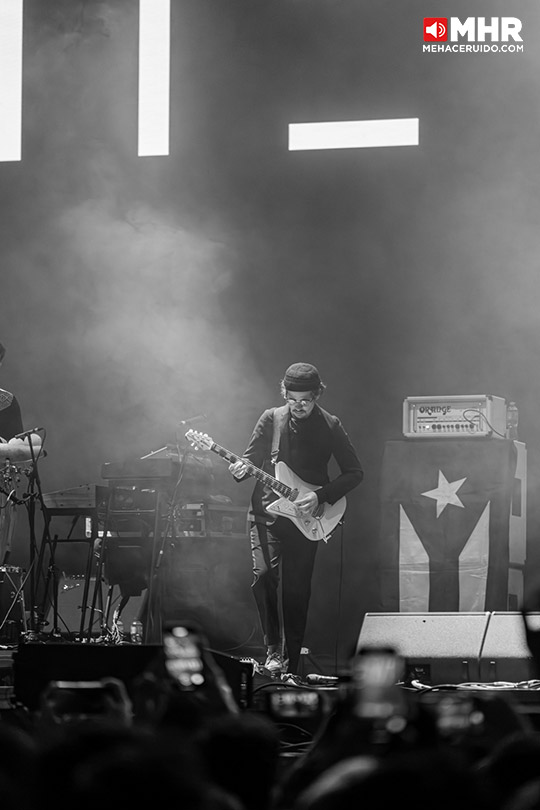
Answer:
[{"left": 284, "top": 396, "right": 316, "bottom": 406}]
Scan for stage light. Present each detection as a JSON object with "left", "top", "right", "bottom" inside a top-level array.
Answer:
[
  {"left": 138, "top": 0, "right": 170, "bottom": 157},
  {"left": 0, "top": 0, "right": 23, "bottom": 162},
  {"left": 288, "top": 118, "right": 419, "bottom": 151}
]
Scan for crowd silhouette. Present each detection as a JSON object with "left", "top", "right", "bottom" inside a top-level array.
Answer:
[{"left": 2, "top": 607, "right": 540, "bottom": 810}]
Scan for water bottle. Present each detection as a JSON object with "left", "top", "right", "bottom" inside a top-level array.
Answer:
[
  {"left": 506, "top": 401, "right": 519, "bottom": 440},
  {"left": 130, "top": 620, "right": 143, "bottom": 644}
]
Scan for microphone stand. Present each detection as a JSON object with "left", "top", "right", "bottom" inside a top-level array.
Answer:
[{"left": 143, "top": 433, "right": 192, "bottom": 644}]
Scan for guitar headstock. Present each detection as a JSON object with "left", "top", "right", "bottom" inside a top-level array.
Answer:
[{"left": 186, "top": 429, "right": 214, "bottom": 451}]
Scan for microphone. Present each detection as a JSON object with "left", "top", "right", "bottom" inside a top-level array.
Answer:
[
  {"left": 178, "top": 413, "right": 207, "bottom": 426},
  {"left": 305, "top": 673, "right": 339, "bottom": 685},
  {"left": 13, "top": 427, "right": 44, "bottom": 440}
]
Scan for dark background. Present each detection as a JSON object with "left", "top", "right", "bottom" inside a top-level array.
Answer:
[{"left": 2, "top": 0, "right": 539, "bottom": 665}]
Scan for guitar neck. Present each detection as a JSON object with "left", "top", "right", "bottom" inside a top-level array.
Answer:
[{"left": 208, "top": 441, "right": 292, "bottom": 498}]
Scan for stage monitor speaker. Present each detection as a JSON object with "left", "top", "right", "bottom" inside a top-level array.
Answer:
[
  {"left": 12, "top": 642, "right": 253, "bottom": 712},
  {"left": 12, "top": 643, "right": 162, "bottom": 711},
  {"left": 357, "top": 612, "right": 491, "bottom": 685},
  {"left": 479, "top": 611, "right": 540, "bottom": 683}
]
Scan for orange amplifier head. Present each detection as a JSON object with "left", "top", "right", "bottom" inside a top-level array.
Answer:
[{"left": 403, "top": 395, "right": 508, "bottom": 439}]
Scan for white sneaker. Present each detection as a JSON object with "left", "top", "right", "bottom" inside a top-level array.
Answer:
[{"left": 264, "top": 651, "right": 285, "bottom": 674}]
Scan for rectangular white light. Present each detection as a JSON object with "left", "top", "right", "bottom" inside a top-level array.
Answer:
[
  {"left": 288, "top": 118, "right": 419, "bottom": 151},
  {"left": 0, "top": 0, "right": 23, "bottom": 162},
  {"left": 138, "top": 0, "right": 170, "bottom": 157}
]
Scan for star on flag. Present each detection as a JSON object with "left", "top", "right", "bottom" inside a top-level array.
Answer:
[{"left": 421, "top": 470, "right": 467, "bottom": 518}]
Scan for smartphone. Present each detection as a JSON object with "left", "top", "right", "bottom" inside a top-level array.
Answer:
[
  {"left": 163, "top": 624, "right": 205, "bottom": 690},
  {"left": 431, "top": 693, "right": 481, "bottom": 738},
  {"left": 268, "top": 688, "right": 322, "bottom": 720},
  {"left": 45, "top": 680, "right": 109, "bottom": 719},
  {"left": 352, "top": 646, "right": 404, "bottom": 719}
]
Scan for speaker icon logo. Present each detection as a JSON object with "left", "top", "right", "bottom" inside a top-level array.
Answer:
[{"left": 424, "top": 18, "right": 448, "bottom": 41}]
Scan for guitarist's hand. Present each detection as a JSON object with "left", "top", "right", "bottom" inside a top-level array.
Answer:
[
  {"left": 295, "top": 491, "right": 319, "bottom": 514},
  {"left": 229, "top": 459, "right": 249, "bottom": 479}
]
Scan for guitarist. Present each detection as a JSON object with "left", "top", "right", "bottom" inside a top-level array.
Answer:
[{"left": 229, "top": 362, "right": 363, "bottom": 677}]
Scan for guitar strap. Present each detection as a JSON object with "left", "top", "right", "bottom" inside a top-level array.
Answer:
[{"left": 270, "top": 405, "right": 289, "bottom": 465}]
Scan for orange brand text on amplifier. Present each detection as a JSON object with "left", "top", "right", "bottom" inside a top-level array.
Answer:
[{"left": 403, "top": 395, "right": 507, "bottom": 439}]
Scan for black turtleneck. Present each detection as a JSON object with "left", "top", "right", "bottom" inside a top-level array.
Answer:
[{"left": 240, "top": 404, "right": 363, "bottom": 523}]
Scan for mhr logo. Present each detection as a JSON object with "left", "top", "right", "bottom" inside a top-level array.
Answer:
[{"left": 424, "top": 17, "right": 523, "bottom": 42}]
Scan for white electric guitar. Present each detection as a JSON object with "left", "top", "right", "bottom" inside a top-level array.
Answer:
[{"left": 186, "top": 429, "right": 346, "bottom": 542}]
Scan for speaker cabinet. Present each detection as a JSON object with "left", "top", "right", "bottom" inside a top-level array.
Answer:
[
  {"left": 47, "top": 576, "right": 144, "bottom": 637},
  {"left": 479, "top": 611, "right": 540, "bottom": 682},
  {"left": 357, "top": 612, "right": 491, "bottom": 685},
  {"left": 160, "top": 537, "right": 262, "bottom": 655}
]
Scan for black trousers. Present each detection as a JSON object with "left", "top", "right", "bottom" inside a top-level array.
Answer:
[{"left": 250, "top": 517, "right": 319, "bottom": 673}]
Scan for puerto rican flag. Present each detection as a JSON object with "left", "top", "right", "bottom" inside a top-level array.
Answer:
[{"left": 379, "top": 440, "right": 517, "bottom": 612}]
